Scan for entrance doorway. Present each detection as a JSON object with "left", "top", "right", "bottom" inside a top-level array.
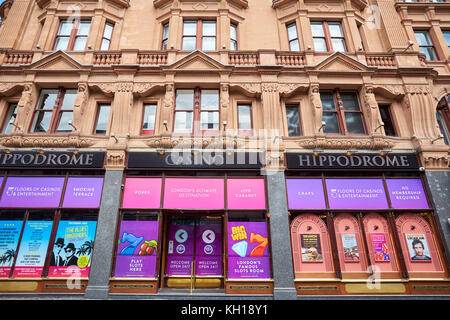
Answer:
[{"left": 162, "top": 214, "right": 223, "bottom": 289}]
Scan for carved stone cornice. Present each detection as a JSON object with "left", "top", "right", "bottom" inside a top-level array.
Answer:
[
  {"left": 0, "top": 135, "right": 95, "bottom": 148},
  {"left": 89, "top": 82, "right": 165, "bottom": 97},
  {"left": 230, "top": 83, "right": 261, "bottom": 97},
  {"left": 295, "top": 135, "right": 395, "bottom": 150},
  {"left": 106, "top": 150, "right": 126, "bottom": 170},
  {"left": 421, "top": 152, "right": 449, "bottom": 170},
  {"left": 0, "top": 82, "right": 24, "bottom": 96},
  {"left": 144, "top": 134, "right": 245, "bottom": 149}
]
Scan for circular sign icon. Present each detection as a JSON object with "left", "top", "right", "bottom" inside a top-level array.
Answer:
[
  {"left": 204, "top": 245, "right": 213, "bottom": 255},
  {"left": 77, "top": 255, "right": 89, "bottom": 268},
  {"left": 202, "top": 229, "right": 215, "bottom": 244},
  {"left": 175, "top": 229, "right": 188, "bottom": 243},
  {"left": 176, "top": 244, "right": 185, "bottom": 254}
]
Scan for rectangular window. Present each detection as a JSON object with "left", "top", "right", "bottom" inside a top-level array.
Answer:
[
  {"left": 54, "top": 19, "right": 91, "bottom": 51},
  {"left": 414, "top": 31, "right": 437, "bottom": 60},
  {"left": 230, "top": 23, "right": 238, "bottom": 51},
  {"left": 287, "top": 23, "right": 300, "bottom": 51},
  {"left": 320, "top": 90, "right": 365, "bottom": 135},
  {"left": 436, "top": 95, "right": 450, "bottom": 145},
  {"left": 174, "top": 89, "right": 194, "bottom": 133},
  {"left": 162, "top": 23, "right": 169, "bottom": 50},
  {"left": 378, "top": 104, "right": 397, "bottom": 136},
  {"left": 182, "top": 20, "right": 216, "bottom": 51},
  {"left": 237, "top": 104, "right": 252, "bottom": 135},
  {"left": 2, "top": 103, "right": 18, "bottom": 133},
  {"left": 94, "top": 104, "right": 110, "bottom": 134},
  {"left": 31, "top": 89, "right": 76, "bottom": 133},
  {"left": 285, "top": 105, "right": 301, "bottom": 136},
  {"left": 200, "top": 90, "right": 219, "bottom": 133},
  {"left": 100, "top": 22, "right": 114, "bottom": 50},
  {"left": 142, "top": 104, "right": 157, "bottom": 135},
  {"left": 443, "top": 30, "right": 450, "bottom": 51},
  {"left": 311, "top": 21, "right": 346, "bottom": 52}
]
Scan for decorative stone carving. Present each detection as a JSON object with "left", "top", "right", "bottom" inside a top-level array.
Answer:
[
  {"left": 309, "top": 84, "right": 323, "bottom": 133},
  {"left": 363, "top": 86, "right": 382, "bottom": 134},
  {"left": 73, "top": 83, "right": 87, "bottom": 132},
  {"left": 296, "top": 135, "right": 395, "bottom": 150},
  {"left": 0, "top": 135, "right": 94, "bottom": 148},
  {"left": 106, "top": 150, "right": 126, "bottom": 169},
  {"left": 421, "top": 152, "right": 449, "bottom": 169},
  {"left": 163, "top": 84, "right": 174, "bottom": 109}
]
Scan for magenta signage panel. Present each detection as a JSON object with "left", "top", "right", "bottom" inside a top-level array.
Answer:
[
  {"left": 163, "top": 178, "right": 224, "bottom": 210},
  {"left": 386, "top": 179, "right": 429, "bottom": 209},
  {"left": 286, "top": 179, "right": 326, "bottom": 209},
  {"left": 227, "top": 179, "right": 266, "bottom": 210},
  {"left": 0, "top": 177, "right": 65, "bottom": 208},
  {"left": 122, "top": 178, "right": 162, "bottom": 209},
  {"left": 326, "top": 179, "right": 389, "bottom": 210},
  {"left": 62, "top": 177, "right": 104, "bottom": 208},
  {"left": 166, "top": 223, "right": 195, "bottom": 276},
  {"left": 195, "top": 224, "right": 222, "bottom": 276}
]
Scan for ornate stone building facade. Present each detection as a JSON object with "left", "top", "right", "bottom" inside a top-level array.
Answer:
[{"left": 0, "top": 0, "right": 448, "bottom": 299}]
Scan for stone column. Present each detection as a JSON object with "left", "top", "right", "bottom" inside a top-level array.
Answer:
[
  {"left": 85, "top": 167, "right": 124, "bottom": 299},
  {"left": 266, "top": 170, "right": 297, "bottom": 300}
]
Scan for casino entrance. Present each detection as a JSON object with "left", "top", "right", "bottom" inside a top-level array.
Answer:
[{"left": 161, "top": 213, "right": 224, "bottom": 290}]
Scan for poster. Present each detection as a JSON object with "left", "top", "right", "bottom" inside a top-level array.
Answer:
[
  {"left": 195, "top": 224, "right": 222, "bottom": 276},
  {"left": 341, "top": 233, "right": 359, "bottom": 262},
  {"left": 226, "top": 179, "right": 266, "bottom": 210},
  {"left": 48, "top": 221, "right": 97, "bottom": 278},
  {"left": 300, "top": 234, "right": 323, "bottom": 262},
  {"left": 114, "top": 220, "right": 159, "bottom": 278},
  {"left": 405, "top": 233, "right": 432, "bottom": 261},
  {"left": 371, "top": 233, "right": 390, "bottom": 262},
  {"left": 12, "top": 221, "right": 53, "bottom": 278},
  {"left": 227, "top": 222, "right": 270, "bottom": 279},
  {"left": 0, "top": 221, "right": 23, "bottom": 278},
  {"left": 166, "top": 222, "right": 195, "bottom": 276},
  {"left": 286, "top": 179, "right": 326, "bottom": 210},
  {"left": 386, "top": 179, "right": 429, "bottom": 209},
  {"left": 62, "top": 177, "right": 104, "bottom": 208}
]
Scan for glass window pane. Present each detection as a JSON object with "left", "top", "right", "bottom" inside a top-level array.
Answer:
[
  {"left": 183, "top": 21, "right": 197, "bottom": 36},
  {"left": 175, "top": 90, "right": 194, "bottom": 110},
  {"left": 73, "top": 36, "right": 87, "bottom": 51},
  {"left": 32, "top": 111, "right": 52, "bottom": 132},
  {"left": 313, "top": 38, "right": 327, "bottom": 52},
  {"left": 230, "top": 24, "right": 237, "bottom": 40},
  {"left": 311, "top": 23, "right": 324, "bottom": 36},
  {"left": 58, "top": 21, "right": 73, "bottom": 36},
  {"left": 287, "top": 24, "right": 298, "bottom": 40},
  {"left": 182, "top": 37, "right": 196, "bottom": 50},
  {"left": 174, "top": 111, "right": 193, "bottom": 131},
  {"left": 230, "top": 40, "right": 237, "bottom": 51},
  {"left": 56, "top": 111, "right": 73, "bottom": 132},
  {"left": 420, "top": 47, "right": 437, "bottom": 60},
  {"left": 38, "top": 90, "right": 59, "bottom": 110},
  {"left": 331, "top": 38, "right": 346, "bottom": 52},
  {"left": 95, "top": 105, "right": 110, "bottom": 134},
  {"left": 61, "top": 90, "right": 77, "bottom": 109},
  {"left": 320, "top": 92, "right": 336, "bottom": 111},
  {"left": 143, "top": 105, "right": 157, "bottom": 131},
  {"left": 322, "top": 112, "right": 340, "bottom": 134},
  {"left": 202, "top": 21, "right": 216, "bottom": 36},
  {"left": 436, "top": 111, "right": 450, "bottom": 145},
  {"left": 54, "top": 37, "right": 69, "bottom": 51},
  {"left": 340, "top": 93, "right": 360, "bottom": 111},
  {"left": 2, "top": 104, "right": 18, "bottom": 133},
  {"left": 77, "top": 21, "right": 91, "bottom": 35},
  {"left": 289, "top": 39, "right": 300, "bottom": 51},
  {"left": 379, "top": 105, "right": 396, "bottom": 136},
  {"left": 202, "top": 37, "right": 216, "bottom": 51},
  {"left": 345, "top": 112, "right": 365, "bottom": 134},
  {"left": 414, "top": 31, "right": 430, "bottom": 45},
  {"left": 104, "top": 23, "right": 114, "bottom": 39},
  {"left": 286, "top": 106, "right": 301, "bottom": 136},
  {"left": 443, "top": 31, "right": 450, "bottom": 47},
  {"left": 200, "top": 112, "right": 219, "bottom": 130},
  {"left": 201, "top": 90, "right": 219, "bottom": 110},
  {"left": 328, "top": 23, "right": 343, "bottom": 37},
  {"left": 163, "top": 24, "right": 169, "bottom": 39},
  {"left": 238, "top": 105, "right": 252, "bottom": 130},
  {"left": 101, "top": 39, "right": 111, "bottom": 51}
]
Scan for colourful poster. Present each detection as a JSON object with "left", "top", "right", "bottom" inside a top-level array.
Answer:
[
  {"left": 300, "top": 234, "right": 323, "bottom": 262},
  {"left": 405, "top": 233, "right": 432, "bottom": 261},
  {"left": 226, "top": 179, "right": 266, "bottom": 210},
  {"left": 386, "top": 179, "right": 429, "bottom": 209},
  {"left": 326, "top": 179, "right": 389, "bottom": 210},
  {"left": 122, "top": 178, "right": 162, "bottom": 209},
  {"left": 47, "top": 221, "right": 97, "bottom": 278},
  {"left": 0, "top": 221, "right": 23, "bottom": 278},
  {"left": 166, "top": 222, "right": 195, "bottom": 276},
  {"left": 0, "top": 177, "right": 65, "bottom": 208},
  {"left": 195, "top": 224, "right": 222, "bottom": 276},
  {"left": 341, "top": 233, "right": 360, "bottom": 262},
  {"left": 371, "top": 233, "right": 390, "bottom": 262},
  {"left": 286, "top": 179, "right": 326, "bottom": 210},
  {"left": 13, "top": 221, "right": 53, "bottom": 278},
  {"left": 62, "top": 177, "right": 104, "bottom": 208},
  {"left": 163, "top": 178, "right": 224, "bottom": 209},
  {"left": 227, "top": 222, "right": 270, "bottom": 279},
  {"left": 114, "top": 220, "right": 159, "bottom": 278}
]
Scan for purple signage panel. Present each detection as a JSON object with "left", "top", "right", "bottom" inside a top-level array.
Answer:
[
  {"left": 227, "top": 221, "right": 270, "bottom": 279},
  {"left": 114, "top": 220, "right": 159, "bottom": 278},
  {"left": 326, "top": 179, "right": 389, "bottom": 210},
  {"left": 62, "top": 177, "right": 104, "bottom": 208},
  {"left": 195, "top": 224, "right": 222, "bottom": 276},
  {"left": 286, "top": 179, "right": 326, "bottom": 209},
  {"left": 166, "top": 223, "right": 195, "bottom": 276},
  {"left": 0, "top": 177, "right": 65, "bottom": 208},
  {"left": 386, "top": 179, "right": 429, "bottom": 209}
]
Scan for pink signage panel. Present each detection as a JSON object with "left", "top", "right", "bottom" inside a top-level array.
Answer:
[
  {"left": 163, "top": 178, "right": 224, "bottom": 209},
  {"left": 227, "top": 179, "right": 266, "bottom": 210},
  {"left": 122, "top": 178, "right": 162, "bottom": 209}
]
